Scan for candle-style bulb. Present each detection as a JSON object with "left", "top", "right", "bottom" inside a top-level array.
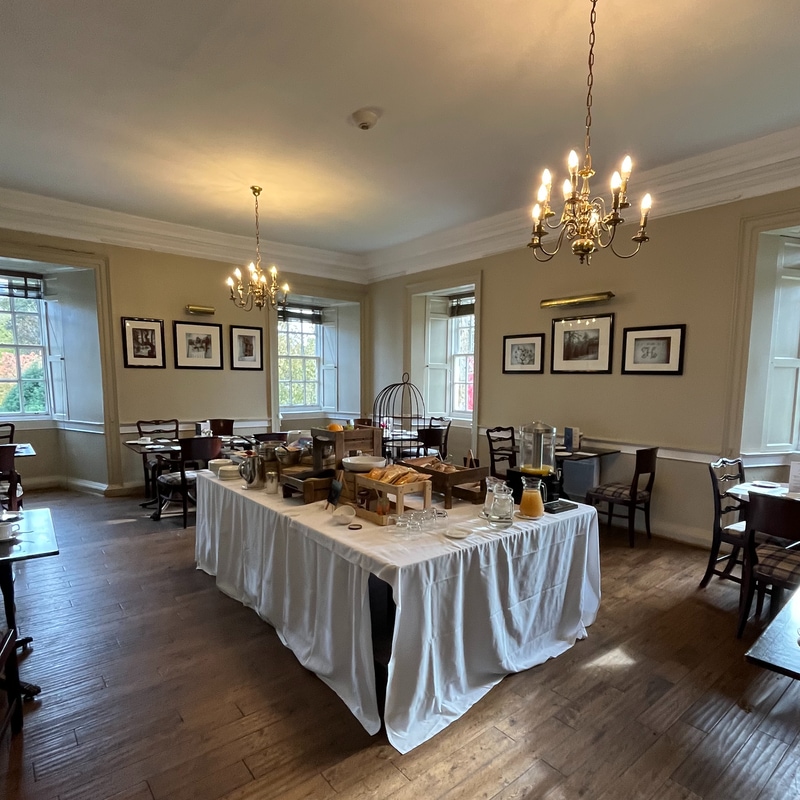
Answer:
[
  {"left": 542, "top": 168, "right": 552, "bottom": 189},
  {"left": 226, "top": 276, "right": 234, "bottom": 287},
  {"left": 568, "top": 150, "right": 579, "bottom": 176},
  {"left": 562, "top": 179, "right": 572, "bottom": 200},
  {"left": 537, "top": 184, "right": 548, "bottom": 204},
  {"left": 234, "top": 267, "right": 242, "bottom": 280},
  {"left": 532, "top": 204, "right": 541, "bottom": 224},
  {"left": 640, "top": 193, "right": 652, "bottom": 227},
  {"left": 610, "top": 172, "right": 621, "bottom": 191}
]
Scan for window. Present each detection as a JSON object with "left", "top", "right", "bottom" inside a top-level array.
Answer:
[
  {"left": 450, "top": 304, "right": 475, "bottom": 416},
  {"left": 419, "top": 291, "right": 475, "bottom": 420},
  {"left": 0, "top": 274, "right": 48, "bottom": 416},
  {"left": 276, "top": 306, "right": 321, "bottom": 408}
]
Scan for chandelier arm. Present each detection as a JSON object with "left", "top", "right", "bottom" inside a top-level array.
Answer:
[{"left": 607, "top": 240, "right": 645, "bottom": 259}]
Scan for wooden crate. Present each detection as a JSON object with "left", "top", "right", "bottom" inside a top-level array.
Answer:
[
  {"left": 279, "top": 467, "right": 335, "bottom": 503},
  {"left": 394, "top": 458, "right": 489, "bottom": 508},
  {"left": 353, "top": 473, "right": 431, "bottom": 524},
  {"left": 310, "top": 426, "right": 383, "bottom": 467}
]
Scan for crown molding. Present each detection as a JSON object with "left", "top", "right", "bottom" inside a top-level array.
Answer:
[
  {"left": 365, "top": 124, "right": 800, "bottom": 281},
  {"left": 0, "top": 187, "right": 367, "bottom": 283},
  {"left": 3, "top": 125, "right": 800, "bottom": 284}
]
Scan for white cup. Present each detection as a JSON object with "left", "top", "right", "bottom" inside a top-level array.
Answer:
[
  {"left": 0, "top": 522, "right": 20, "bottom": 541},
  {"left": 139, "top": 436, "right": 152, "bottom": 444}
]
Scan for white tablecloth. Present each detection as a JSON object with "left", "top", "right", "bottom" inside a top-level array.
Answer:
[{"left": 195, "top": 473, "right": 600, "bottom": 753}]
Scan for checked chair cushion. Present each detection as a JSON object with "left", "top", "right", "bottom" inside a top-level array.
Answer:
[
  {"left": 754, "top": 543, "right": 800, "bottom": 586},
  {"left": 588, "top": 483, "right": 650, "bottom": 502},
  {"left": 157, "top": 471, "right": 200, "bottom": 487}
]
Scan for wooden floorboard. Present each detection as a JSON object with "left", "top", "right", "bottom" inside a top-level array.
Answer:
[{"left": 1, "top": 489, "right": 798, "bottom": 799}]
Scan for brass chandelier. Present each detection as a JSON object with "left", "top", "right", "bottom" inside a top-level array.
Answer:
[
  {"left": 227, "top": 185, "right": 289, "bottom": 310},
  {"left": 528, "top": 0, "right": 652, "bottom": 264}
]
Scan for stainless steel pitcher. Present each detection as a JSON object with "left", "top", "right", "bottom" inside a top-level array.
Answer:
[{"left": 238, "top": 452, "right": 266, "bottom": 489}]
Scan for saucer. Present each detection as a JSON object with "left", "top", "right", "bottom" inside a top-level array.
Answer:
[
  {"left": 752, "top": 481, "right": 778, "bottom": 488},
  {"left": 443, "top": 528, "right": 470, "bottom": 539},
  {"left": 515, "top": 511, "right": 543, "bottom": 521}
]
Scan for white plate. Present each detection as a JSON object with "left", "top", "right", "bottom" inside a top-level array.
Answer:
[
  {"left": 752, "top": 481, "right": 779, "bottom": 488},
  {"left": 443, "top": 528, "right": 471, "bottom": 539},
  {"left": 515, "top": 511, "right": 543, "bottom": 521},
  {"left": 556, "top": 451, "right": 572, "bottom": 457}
]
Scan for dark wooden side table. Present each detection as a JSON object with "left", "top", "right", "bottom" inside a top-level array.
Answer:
[
  {"left": 745, "top": 586, "right": 800, "bottom": 680},
  {"left": 0, "top": 507, "right": 59, "bottom": 699}
]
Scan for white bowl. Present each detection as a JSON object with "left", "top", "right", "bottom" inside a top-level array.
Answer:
[
  {"left": 332, "top": 505, "right": 357, "bottom": 524},
  {"left": 342, "top": 455, "right": 387, "bottom": 472}
]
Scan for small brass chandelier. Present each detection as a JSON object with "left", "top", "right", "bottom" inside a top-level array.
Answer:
[
  {"left": 529, "top": 0, "right": 652, "bottom": 264},
  {"left": 227, "top": 185, "right": 289, "bottom": 310}
]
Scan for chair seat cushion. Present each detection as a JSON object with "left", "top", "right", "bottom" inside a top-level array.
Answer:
[
  {"left": 588, "top": 483, "right": 650, "bottom": 503},
  {"left": 157, "top": 471, "right": 199, "bottom": 486},
  {"left": 754, "top": 543, "right": 800, "bottom": 586}
]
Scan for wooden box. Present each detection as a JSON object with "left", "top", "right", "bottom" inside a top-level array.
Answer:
[
  {"left": 279, "top": 467, "right": 335, "bottom": 503},
  {"left": 394, "top": 457, "right": 489, "bottom": 508},
  {"left": 310, "top": 426, "right": 384, "bottom": 469},
  {"left": 353, "top": 473, "right": 432, "bottom": 525}
]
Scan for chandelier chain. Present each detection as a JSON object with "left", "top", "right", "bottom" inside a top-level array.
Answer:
[
  {"left": 253, "top": 186, "right": 261, "bottom": 268},
  {"left": 584, "top": 0, "right": 597, "bottom": 162}
]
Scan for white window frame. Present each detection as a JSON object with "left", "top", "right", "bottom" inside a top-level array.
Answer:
[
  {"left": 0, "top": 290, "right": 50, "bottom": 418},
  {"left": 276, "top": 315, "right": 322, "bottom": 411},
  {"left": 449, "top": 312, "right": 475, "bottom": 418}
]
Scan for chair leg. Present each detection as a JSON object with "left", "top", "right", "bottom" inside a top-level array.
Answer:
[
  {"left": 606, "top": 502, "right": 614, "bottom": 528},
  {"left": 699, "top": 534, "right": 723, "bottom": 588},
  {"left": 627, "top": 504, "right": 636, "bottom": 548},
  {"left": 643, "top": 501, "right": 652, "bottom": 539},
  {"left": 769, "top": 586, "right": 784, "bottom": 619},
  {"left": 737, "top": 571, "right": 757, "bottom": 638},
  {"left": 720, "top": 546, "right": 741, "bottom": 578}
]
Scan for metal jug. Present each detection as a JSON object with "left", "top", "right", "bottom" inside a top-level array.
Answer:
[{"left": 238, "top": 451, "right": 266, "bottom": 489}]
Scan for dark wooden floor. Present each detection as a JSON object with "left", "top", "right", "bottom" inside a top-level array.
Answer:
[{"left": 1, "top": 490, "right": 799, "bottom": 799}]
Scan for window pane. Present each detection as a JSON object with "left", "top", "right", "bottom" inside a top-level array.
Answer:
[
  {"left": 0, "top": 298, "right": 9, "bottom": 312},
  {"left": 303, "top": 335, "right": 317, "bottom": 356},
  {"left": 307, "top": 384, "right": 317, "bottom": 406},
  {"left": 277, "top": 333, "right": 288, "bottom": 355},
  {"left": 0, "top": 348, "right": 18, "bottom": 380},
  {"left": 21, "top": 380, "right": 46, "bottom": 413},
  {"left": 306, "top": 360, "right": 317, "bottom": 380},
  {"left": 290, "top": 360, "right": 304, "bottom": 381},
  {"left": 0, "top": 314, "right": 14, "bottom": 345},
  {"left": 16, "top": 314, "right": 42, "bottom": 346},
  {"left": 291, "top": 384, "right": 305, "bottom": 405},
  {"left": 0, "top": 383, "right": 20, "bottom": 413},
  {"left": 288, "top": 333, "right": 303, "bottom": 356},
  {"left": 278, "top": 359, "right": 290, "bottom": 380},
  {"left": 14, "top": 298, "right": 38, "bottom": 313},
  {"left": 278, "top": 384, "right": 290, "bottom": 405},
  {"left": 19, "top": 348, "right": 43, "bottom": 376}
]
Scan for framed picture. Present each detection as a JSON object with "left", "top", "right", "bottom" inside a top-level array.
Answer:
[
  {"left": 173, "top": 321, "right": 223, "bottom": 369},
  {"left": 502, "top": 333, "right": 545, "bottom": 374},
  {"left": 121, "top": 317, "right": 165, "bottom": 368},
  {"left": 230, "top": 325, "right": 263, "bottom": 370},
  {"left": 622, "top": 324, "right": 686, "bottom": 375},
  {"left": 551, "top": 314, "right": 614, "bottom": 374}
]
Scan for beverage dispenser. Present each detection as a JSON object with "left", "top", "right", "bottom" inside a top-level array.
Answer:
[{"left": 519, "top": 421, "right": 556, "bottom": 476}]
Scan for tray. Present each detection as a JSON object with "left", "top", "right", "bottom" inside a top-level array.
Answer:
[{"left": 394, "top": 458, "right": 488, "bottom": 508}]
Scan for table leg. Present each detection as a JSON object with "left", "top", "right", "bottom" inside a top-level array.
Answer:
[{"left": 0, "top": 562, "right": 42, "bottom": 699}]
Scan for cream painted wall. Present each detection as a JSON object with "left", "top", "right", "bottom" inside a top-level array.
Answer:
[{"left": 368, "top": 187, "right": 800, "bottom": 546}]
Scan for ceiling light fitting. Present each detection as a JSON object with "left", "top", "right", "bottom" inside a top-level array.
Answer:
[
  {"left": 227, "top": 186, "right": 289, "bottom": 311},
  {"left": 528, "top": 0, "right": 652, "bottom": 265}
]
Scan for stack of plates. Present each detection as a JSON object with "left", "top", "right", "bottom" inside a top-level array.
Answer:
[
  {"left": 218, "top": 465, "right": 240, "bottom": 481},
  {"left": 208, "top": 458, "right": 233, "bottom": 476}
]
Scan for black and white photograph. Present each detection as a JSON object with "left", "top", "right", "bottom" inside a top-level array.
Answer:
[
  {"left": 121, "top": 317, "right": 165, "bottom": 368},
  {"left": 230, "top": 325, "right": 263, "bottom": 370},
  {"left": 551, "top": 314, "right": 614, "bottom": 373},
  {"left": 502, "top": 333, "right": 545, "bottom": 374},
  {"left": 173, "top": 321, "right": 223, "bottom": 369}
]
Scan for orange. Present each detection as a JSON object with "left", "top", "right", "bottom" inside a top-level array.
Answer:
[{"left": 327, "top": 423, "right": 344, "bottom": 431}]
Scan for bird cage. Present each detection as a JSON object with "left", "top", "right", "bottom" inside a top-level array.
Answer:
[{"left": 372, "top": 373, "right": 426, "bottom": 457}]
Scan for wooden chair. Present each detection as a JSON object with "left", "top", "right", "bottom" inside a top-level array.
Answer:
[
  {"left": 136, "top": 419, "right": 180, "bottom": 498},
  {"left": 486, "top": 426, "right": 517, "bottom": 477},
  {"left": 737, "top": 491, "right": 800, "bottom": 638},
  {"left": 585, "top": 447, "right": 658, "bottom": 547},
  {"left": 151, "top": 436, "right": 222, "bottom": 527},
  {"left": 0, "top": 423, "right": 15, "bottom": 444},
  {"left": 401, "top": 416, "right": 452, "bottom": 459},
  {"left": 208, "top": 419, "right": 234, "bottom": 436},
  {"left": 0, "top": 626, "right": 22, "bottom": 739},
  {"left": 699, "top": 458, "right": 747, "bottom": 588},
  {"left": 0, "top": 444, "right": 22, "bottom": 512}
]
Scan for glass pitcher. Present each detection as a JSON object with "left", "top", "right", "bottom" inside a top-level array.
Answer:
[
  {"left": 488, "top": 482, "right": 514, "bottom": 525},
  {"left": 520, "top": 476, "right": 546, "bottom": 518},
  {"left": 482, "top": 476, "right": 504, "bottom": 516}
]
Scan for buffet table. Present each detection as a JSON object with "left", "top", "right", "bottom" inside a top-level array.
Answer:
[{"left": 195, "top": 473, "right": 600, "bottom": 753}]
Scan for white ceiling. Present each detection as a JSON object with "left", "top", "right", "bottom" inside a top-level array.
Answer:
[{"left": 2, "top": 0, "right": 800, "bottom": 271}]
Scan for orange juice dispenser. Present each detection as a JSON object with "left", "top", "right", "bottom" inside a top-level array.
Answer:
[{"left": 519, "top": 421, "right": 556, "bottom": 476}]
